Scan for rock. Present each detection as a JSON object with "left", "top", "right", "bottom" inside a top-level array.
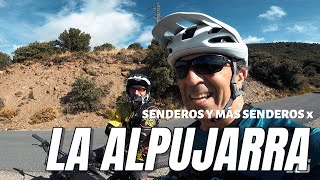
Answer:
[
  {"left": 64, "top": 116, "right": 74, "bottom": 122},
  {"left": 46, "top": 61, "right": 54, "bottom": 67},
  {"left": 20, "top": 65, "right": 26, "bottom": 69},
  {"left": 82, "top": 67, "right": 88, "bottom": 73},
  {"left": 29, "top": 90, "right": 35, "bottom": 100},
  {"left": 15, "top": 91, "right": 23, "bottom": 97},
  {"left": 121, "top": 71, "right": 129, "bottom": 77},
  {"left": 5, "top": 69, "right": 13, "bottom": 74}
]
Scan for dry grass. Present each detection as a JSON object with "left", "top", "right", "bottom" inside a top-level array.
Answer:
[
  {"left": 45, "top": 49, "right": 147, "bottom": 65},
  {"left": 89, "top": 49, "right": 147, "bottom": 62},
  {"left": 0, "top": 108, "right": 19, "bottom": 119},
  {"left": 29, "top": 107, "right": 57, "bottom": 125},
  {"left": 278, "top": 85, "right": 317, "bottom": 97},
  {"left": 49, "top": 51, "right": 74, "bottom": 60},
  {"left": 0, "top": 108, "right": 19, "bottom": 124}
]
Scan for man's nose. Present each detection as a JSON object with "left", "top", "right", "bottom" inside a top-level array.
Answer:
[
  {"left": 134, "top": 90, "right": 140, "bottom": 95},
  {"left": 185, "top": 68, "right": 204, "bottom": 86}
]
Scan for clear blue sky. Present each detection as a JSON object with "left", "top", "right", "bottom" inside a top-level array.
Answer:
[{"left": 0, "top": 0, "right": 319, "bottom": 55}]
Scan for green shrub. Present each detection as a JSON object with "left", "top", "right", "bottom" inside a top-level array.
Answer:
[
  {"left": 248, "top": 42, "right": 320, "bottom": 91},
  {"left": 144, "top": 40, "right": 170, "bottom": 67},
  {"left": 0, "top": 52, "right": 11, "bottom": 69},
  {"left": 308, "top": 75, "right": 320, "bottom": 88},
  {"left": 303, "top": 65, "right": 317, "bottom": 77},
  {"left": 249, "top": 51, "right": 304, "bottom": 90},
  {"left": 12, "top": 42, "right": 60, "bottom": 63},
  {"left": 94, "top": 43, "right": 115, "bottom": 51},
  {"left": 149, "top": 67, "right": 174, "bottom": 97},
  {"left": 143, "top": 40, "right": 181, "bottom": 106},
  {"left": 97, "top": 108, "right": 115, "bottom": 119},
  {"left": 115, "top": 92, "right": 127, "bottom": 108},
  {"left": 58, "top": 28, "right": 91, "bottom": 52},
  {"left": 62, "top": 76, "right": 106, "bottom": 114},
  {"left": 127, "top": 43, "right": 143, "bottom": 50}
]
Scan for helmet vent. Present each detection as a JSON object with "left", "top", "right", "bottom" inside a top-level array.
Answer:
[
  {"left": 208, "top": 27, "right": 222, "bottom": 34},
  {"left": 208, "top": 36, "right": 235, "bottom": 43},
  {"left": 164, "top": 31, "right": 174, "bottom": 37},
  {"left": 182, "top": 27, "right": 197, "bottom": 40}
]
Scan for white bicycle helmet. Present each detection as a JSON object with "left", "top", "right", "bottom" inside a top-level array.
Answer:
[
  {"left": 152, "top": 12, "right": 248, "bottom": 68},
  {"left": 152, "top": 12, "right": 248, "bottom": 121}
]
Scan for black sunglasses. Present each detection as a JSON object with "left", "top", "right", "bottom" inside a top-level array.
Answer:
[{"left": 174, "top": 54, "right": 231, "bottom": 79}]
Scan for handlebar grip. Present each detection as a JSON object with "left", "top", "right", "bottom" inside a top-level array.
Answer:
[{"left": 32, "top": 134, "right": 46, "bottom": 144}]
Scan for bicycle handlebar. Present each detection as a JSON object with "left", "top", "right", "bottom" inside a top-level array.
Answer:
[{"left": 32, "top": 134, "right": 46, "bottom": 144}]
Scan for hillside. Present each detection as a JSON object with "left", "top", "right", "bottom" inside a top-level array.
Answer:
[
  {"left": 248, "top": 42, "right": 320, "bottom": 89},
  {"left": 0, "top": 51, "right": 145, "bottom": 131},
  {"left": 0, "top": 50, "right": 286, "bottom": 131}
]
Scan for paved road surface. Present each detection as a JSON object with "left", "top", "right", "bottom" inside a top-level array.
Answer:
[{"left": 255, "top": 92, "right": 319, "bottom": 123}]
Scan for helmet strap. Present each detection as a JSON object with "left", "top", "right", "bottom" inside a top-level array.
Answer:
[{"left": 210, "top": 61, "right": 241, "bottom": 122}]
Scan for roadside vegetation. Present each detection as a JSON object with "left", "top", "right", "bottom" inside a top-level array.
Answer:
[
  {"left": 248, "top": 43, "right": 320, "bottom": 93},
  {"left": 61, "top": 76, "right": 108, "bottom": 114}
]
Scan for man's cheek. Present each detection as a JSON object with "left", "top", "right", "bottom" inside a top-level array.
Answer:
[{"left": 177, "top": 84, "right": 188, "bottom": 101}]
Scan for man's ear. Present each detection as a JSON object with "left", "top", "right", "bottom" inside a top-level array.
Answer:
[{"left": 236, "top": 68, "right": 247, "bottom": 89}]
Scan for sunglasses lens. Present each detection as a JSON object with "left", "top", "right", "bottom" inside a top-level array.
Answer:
[
  {"left": 138, "top": 88, "right": 146, "bottom": 93},
  {"left": 174, "top": 55, "right": 229, "bottom": 79},
  {"left": 174, "top": 61, "right": 190, "bottom": 79},
  {"left": 128, "top": 87, "right": 135, "bottom": 93},
  {"left": 193, "top": 56, "right": 226, "bottom": 74}
]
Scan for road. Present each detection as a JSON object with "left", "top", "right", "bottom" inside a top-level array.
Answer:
[
  {"left": 0, "top": 92, "right": 319, "bottom": 174},
  {"left": 255, "top": 92, "right": 320, "bottom": 123}
]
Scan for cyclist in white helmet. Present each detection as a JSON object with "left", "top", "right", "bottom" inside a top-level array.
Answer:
[{"left": 152, "top": 12, "right": 320, "bottom": 179}]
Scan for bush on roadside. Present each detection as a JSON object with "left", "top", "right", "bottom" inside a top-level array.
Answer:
[
  {"left": 61, "top": 76, "right": 106, "bottom": 114},
  {"left": 0, "top": 52, "right": 11, "bottom": 70}
]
